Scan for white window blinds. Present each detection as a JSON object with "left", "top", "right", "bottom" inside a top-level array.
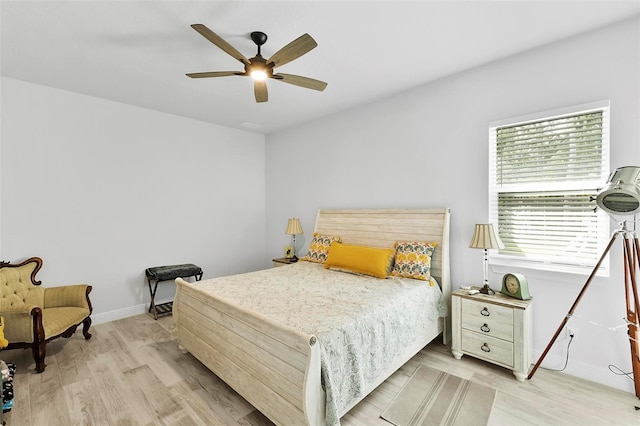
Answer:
[{"left": 489, "top": 101, "right": 610, "bottom": 274}]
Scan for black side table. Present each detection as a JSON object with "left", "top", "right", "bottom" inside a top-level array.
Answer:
[{"left": 145, "top": 263, "right": 203, "bottom": 319}]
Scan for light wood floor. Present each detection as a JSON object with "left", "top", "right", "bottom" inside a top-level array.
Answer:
[{"left": 1, "top": 313, "right": 638, "bottom": 425}]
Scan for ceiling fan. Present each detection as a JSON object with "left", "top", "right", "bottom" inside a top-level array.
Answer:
[{"left": 186, "top": 24, "right": 327, "bottom": 103}]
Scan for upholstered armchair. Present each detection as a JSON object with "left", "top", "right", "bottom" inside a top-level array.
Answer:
[{"left": 0, "top": 257, "right": 92, "bottom": 373}]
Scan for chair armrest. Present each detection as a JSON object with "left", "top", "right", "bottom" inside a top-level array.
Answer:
[
  {"left": 1, "top": 306, "right": 43, "bottom": 343},
  {"left": 0, "top": 304, "right": 41, "bottom": 316},
  {"left": 44, "top": 285, "right": 92, "bottom": 309}
]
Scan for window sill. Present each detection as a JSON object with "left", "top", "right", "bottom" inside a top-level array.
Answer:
[{"left": 489, "top": 256, "right": 609, "bottom": 279}]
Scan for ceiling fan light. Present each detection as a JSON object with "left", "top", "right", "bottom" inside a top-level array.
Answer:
[{"left": 251, "top": 70, "right": 267, "bottom": 81}]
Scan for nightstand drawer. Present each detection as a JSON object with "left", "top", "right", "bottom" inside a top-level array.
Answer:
[
  {"left": 461, "top": 330, "right": 514, "bottom": 368},
  {"left": 461, "top": 298, "right": 513, "bottom": 341}
]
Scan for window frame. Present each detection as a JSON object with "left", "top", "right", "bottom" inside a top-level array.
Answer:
[{"left": 488, "top": 100, "right": 610, "bottom": 276}]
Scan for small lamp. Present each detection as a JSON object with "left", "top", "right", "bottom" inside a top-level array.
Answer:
[
  {"left": 285, "top": 218, "right": 304, "bottom": 262},
  {"left": 469, "top": 223, "right": 505, "bottom": 295}
]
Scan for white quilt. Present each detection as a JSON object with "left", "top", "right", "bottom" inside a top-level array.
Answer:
[{"left": 192, "top": 261, "right": 447, "bottom": 425}]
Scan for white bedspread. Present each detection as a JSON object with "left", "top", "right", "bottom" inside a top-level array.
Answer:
[{"left": 192, "top": 261, "right": 447, "bottom": 425}]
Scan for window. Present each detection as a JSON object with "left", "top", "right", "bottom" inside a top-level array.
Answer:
[{"left": 489, "top": 101, "right": 610, "bottom": 275}]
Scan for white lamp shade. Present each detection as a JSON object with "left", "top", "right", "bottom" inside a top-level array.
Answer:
[
  {"left": 285, "top": 218, "right": 303, "bottom": 235},
  {"left": 469, "top": 223, "right": 505, "bottom": 250},
  {"left": 596, "top": 166, "right": 640, "bottom": 215}
]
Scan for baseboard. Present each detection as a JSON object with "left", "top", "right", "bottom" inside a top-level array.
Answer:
[
  {"left": 92, "top": 298, "right": 175, "bottom": 325},
  {"left": 534, "top": 351, "right": 635, "bottom": 394},
  {"left": 91, "top": 303, "right": 148, "bottom": 325}
]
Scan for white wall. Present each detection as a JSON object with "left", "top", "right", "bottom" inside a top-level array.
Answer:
[
  {"left": 1, "top": 77, "right": 267, "bottom": 323},
  {"left": 265, "top": 17, "right": 640, "bottom": 393}
]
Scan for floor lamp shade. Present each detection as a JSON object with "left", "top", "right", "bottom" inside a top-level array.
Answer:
[{"left": 596, "top": 166, "right": 640, "bottom": 215}]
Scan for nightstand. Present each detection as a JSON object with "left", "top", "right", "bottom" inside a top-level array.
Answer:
[
  {"left": 272, "top": 257, "right": 297, "bottom": 267},
  {"left": 451, "top": 287, "right": 533, "bottom": 381}
]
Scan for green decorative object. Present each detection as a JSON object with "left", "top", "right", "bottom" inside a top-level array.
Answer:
[{"left": 500, "top": 273, "right": 531, "bottom": 300}]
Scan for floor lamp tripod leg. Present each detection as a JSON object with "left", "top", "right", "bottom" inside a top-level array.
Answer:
[
  {"left": 527, "top": 231, "right": 620, "bottom": 380},
  {"left": 628, "top": 237, "right": 640, "bottom": 318},
  {"left": 625, "top": 237, "right": 640, "bottom": 398}
]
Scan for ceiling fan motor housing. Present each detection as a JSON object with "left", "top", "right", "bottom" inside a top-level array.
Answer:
[{"left": 246, "top": 55, "right": 273, "bottom": 79}]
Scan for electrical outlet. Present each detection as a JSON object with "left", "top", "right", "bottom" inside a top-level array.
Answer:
[{"left": 567, "top": 327, "right": 578, "bottom": 339}]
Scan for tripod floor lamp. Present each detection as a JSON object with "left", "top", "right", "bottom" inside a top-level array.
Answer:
[{"left": 527, "top": 166, "right": 640, "bottom": 400}]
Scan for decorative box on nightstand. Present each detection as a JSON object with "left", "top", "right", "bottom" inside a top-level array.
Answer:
[
  {"left": 272, "top": 257, "right": 297, "bottom": 267},
  {"left": 451, "top": 287, "right": 533, "bottom": 381}
]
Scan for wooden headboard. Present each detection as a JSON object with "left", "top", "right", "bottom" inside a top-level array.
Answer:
[{"left": 313, "top": 208, "right": 451, "bottom": 302}]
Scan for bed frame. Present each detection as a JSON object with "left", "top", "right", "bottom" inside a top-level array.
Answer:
[{"left": 173, "top": 208, "right": 451, "bottom": 425}]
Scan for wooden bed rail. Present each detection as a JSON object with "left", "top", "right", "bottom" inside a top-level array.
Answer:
[{"left": 174, "top": 278, "right": 325, "bottom": 425}]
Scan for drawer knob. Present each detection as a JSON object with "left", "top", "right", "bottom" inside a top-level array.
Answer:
[
  {"left": 480, "top": 307, "right": 490, "bottom": 316},
  {"left": 481, "top": 343, "right": 491, "bottom": 353},
  {"left": 480, "top": 323, "right": 491, "bottom": 333}
]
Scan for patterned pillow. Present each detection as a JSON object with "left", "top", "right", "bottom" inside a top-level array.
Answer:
[
  {"left": 391, "top": 241, "right": 437, "bottom": 281},
  {"left": 301, "top": 233, "right": 342, "bottom": 264}
]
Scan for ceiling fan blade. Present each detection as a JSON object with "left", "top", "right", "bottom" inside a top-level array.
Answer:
[
  {"left": 254, "top": 80, "right": 268, "bottom": 103},
  {"left": 267, "top": 33, "right": 317, "bottom": 68},
  {"left": 191, "top": 24, "right": 250, "bottom": 65},
  {"left": 186, "top": 71, "right": 241, "bottom": 78},
  {"left": 275, "top": 73, "right": 328, "bottom": 91}
]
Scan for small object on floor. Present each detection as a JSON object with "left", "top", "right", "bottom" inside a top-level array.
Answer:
[
  {"left": 2, "top": 362, "right": 15, "bottom": 413},
  {"left": 0, "top": 361, "right": 8, "bottom": 381}
]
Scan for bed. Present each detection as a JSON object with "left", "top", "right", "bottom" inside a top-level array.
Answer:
[{"left": 173, "top": 208, "right": 451, "bottom": 425}]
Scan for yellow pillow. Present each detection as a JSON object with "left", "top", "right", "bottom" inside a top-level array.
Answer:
[{"left": 324, "top": 243, "right": 395, "bottom": 278}]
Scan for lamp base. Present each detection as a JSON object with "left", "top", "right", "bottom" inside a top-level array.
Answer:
[
  {"left": 479, "top": 285, "right": 495, "bottom": 295},
  {"left": 290, "top": 255, "right": 299, "bottom": 263}
]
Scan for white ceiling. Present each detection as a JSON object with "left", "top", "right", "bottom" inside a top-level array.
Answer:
[{"left": 2, "top": 1, "right": 639, "bottom": 134}]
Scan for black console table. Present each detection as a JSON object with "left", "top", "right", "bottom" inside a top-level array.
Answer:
[{"left": 145, "top": 263, "right": 203, "bottom": 319}]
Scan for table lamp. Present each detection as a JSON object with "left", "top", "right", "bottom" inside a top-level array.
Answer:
[
  {"left": 285, "top": 218, "right": 304, "bottom": 262},
  {"left": 469, "top": 223, "right": 505, "bottom": 295}
]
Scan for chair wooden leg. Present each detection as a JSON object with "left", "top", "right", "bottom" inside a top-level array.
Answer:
[
  {"left": 33, "top": 341, "right": 46, "bottom": 373},
  {"left": 82, "top": 316, "right": 92, "bottom": 340},
  {"left": 61, "top": 324, "right": 79, "bottom": 338}
]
